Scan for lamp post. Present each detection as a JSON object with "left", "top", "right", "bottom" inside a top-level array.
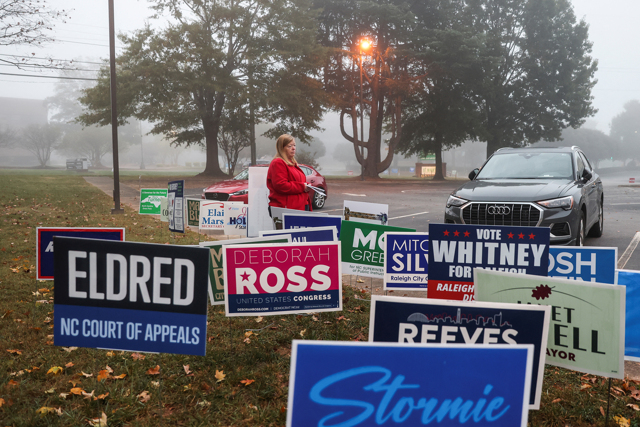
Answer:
[
  {"left": 359, "top": 39, "right": 371, "bottom": 181},
  {"left": 108, "top": 0, "right": 123, "bottom": 214}
]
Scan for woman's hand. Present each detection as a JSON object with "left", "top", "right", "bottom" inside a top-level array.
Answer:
[{"left": 304, "top": 183, "right": 310, "bottom": 192}]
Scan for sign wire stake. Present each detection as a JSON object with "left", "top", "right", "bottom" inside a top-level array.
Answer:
[{"left": 605, "top": 377, "right": 612, "bottom": 426}]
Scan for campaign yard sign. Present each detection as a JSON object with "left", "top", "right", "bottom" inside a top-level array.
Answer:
[
  {"left": 168, "top": 180, "right": 185, "bottom": 233},
  {"left": 259, "top": 226, "right": 338, "bottom": 243},
  {"left": 428, "top": 223, "right": 550, "bottom": 301},
  {"left": 53, "top": 237, "right": 210, "bottom": 355},
  {"left": 224, "top": 242, "right": 342, "bottom": 316},
  {"left": 287, "top": 341, "right": 533, "bottom": 427},
  {"left": 369, "top": 295, "right": 550, "bottom": 409},
  {"left": 340, "top": 221, "right": 415, "bottom": 278},
  {"left": 247, "top": 166, "right": 272, "bottom": 237},
  {"left": 548, "top": 246, "right": 617, "bottom": 284},
  {"left": 343, "top": 200, "right": 389, "bottom": 225},
  {"left": 199, "top": 201, "right": 225, "bottom": 230},
  {"left": 186, "top": 199, "right": 201, "bottom": 227},
  {"left": 617, "top": 270, "right": 640, "bottom": 361},
  {"left": 270, "top": 206, "right": 327, "bottom": 230},
  {"left": 224, "top": 202, "right": 247, "bottom": 236},
  {"left": 199, "top": 235, "right": 291, "bottom": 305},
  {"left": 37, "top": 227, "right": 125, "bottom": 280},
  {"left": 475, "top": 269, "right": 626, "bottom": 379},
  {"left": 160, "top": 197, "right": 169, "bottom": 222},
  {"left": 282, "top": 213, "right": 343, "bottom": 238},
  {"left": 139, "top": 189, "right": 168, "bottom": 215},
  {"left": 384, "top": 232, "right": 428, "bottom": 290}
]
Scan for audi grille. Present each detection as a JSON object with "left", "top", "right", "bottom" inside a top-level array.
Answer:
[{"left": 461, "top": 203, "right": 542, "bottom": 227}]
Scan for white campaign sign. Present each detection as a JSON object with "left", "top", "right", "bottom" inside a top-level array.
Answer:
[
  {"left": 224, "top": 202, "right": 247, "bottom": 236},
  {"left": 343, "top": 200, "right": 389, "bottom": 225},
  {"left": 247, "top": 166, "right": 273, "bottom": 237},
  {"left": 200, "top": 201, "right": 225, "bottom": 230}
]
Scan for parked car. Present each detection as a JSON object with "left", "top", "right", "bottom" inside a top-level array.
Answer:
[
  {"left": 444, "top": 146, "right": 604, "bottom": 246},
  {"left": 202, "top": 163, "right": 328, "bottom": 209}
]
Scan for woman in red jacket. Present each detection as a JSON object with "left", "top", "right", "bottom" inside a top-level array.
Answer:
[{"left": 267, "top": 134, "right": 310, "bottom": 213}]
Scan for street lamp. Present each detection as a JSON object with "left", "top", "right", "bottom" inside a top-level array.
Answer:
[{"left": 358, "top": 38, "right": 371, "bottom": 181}]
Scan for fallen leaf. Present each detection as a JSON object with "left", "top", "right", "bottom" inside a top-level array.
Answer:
[
  {"left": 88, "top": 411, "right": 108, "bottom": 427},
  {"left": 106, "top": 351, "right": 114, "bottom": 357},
  {"left": 44, "top": 388, "right": 55, "bottom": 394},
  {"left": 36, "top": 406, "right": 62, "bottom": 417},
  {"left": 0, "top": 398, "right": 5, "bottom": 407},
  {"left": 131, "top": 352, "right": 145, "bottom": 361},
  {"left": 552, "top": 398, "right": 562, "bottom": 403},
  {"left": 113, "top": 373, "right": 127, "bottom": 380},
  {"left": 97, "top": 370, "right": 110, "bottom": 381},
  {"left": 82, "top": 390, "right": 95, "bottom": 399},
  {"left": 47, "top": 366, "right": 63, "bottom": 375},
  {"left": 7, "top": 380, "right": 18, "bottom": 386},
  {"left": 312, "top": 315, "right": 319, "bottom": 322},
  {"left": 59, "top": 392, "right": 69, "bottom": 399},
  {"left": 7, "top": 349, "right": 22, "bottom": 355},
  {"left": 151, "top": 381, "right": 160, "bottom": 388},
  {"left": 243, "top": 337, "right": 251, "bottom": 344},
  {"left": 138, "top": 391, "right": 151, "bottom": 403},
  {"left": 627, "top": 403, "right": 640, "bottom": 411},
  {"left": 81, "top": 371, "right": 93, "bottom": 378},
  {"left": 245, "top": 331, "right": 254, "bottom": 337},
  {"left": 255, "top": 316, "right": 263, "bottom": 323},
  {"left": 146, "top": 365, "right": 161, "bottom": 375},
  {"left": 96, "top": 392, "right": 109, "bottom": 400},
  {"left": 65, "top": 362, "right": 74, "bottom": 368},
  {"left": 215, "top": 370, "right": 226, "bottom": 382},
  {"left": 600, "top": 406, "right": 606, "bottom": 417},
  {"left": 300, "top": 329, "right": 306, "bottom": 337},
  {"left": 240, "top": 379, "right": 255, "bottom": 386},
  {"left": 105, "top": 365, "right": 113, "bottom": 373},
  {"left": 69, "top": 387, "right": 84, "bottom": 395},
  {"left": 184, "top": 365, "right": 192, "bottom": 375},
  {"left": 614, "top": 415, "right": 630, "bottom": 427},
  {"left": 581, "top": 384, "right": 592, "bottom": 390},
  {"left": 356, "top": 278, "right": 365, "bottom": 283}
]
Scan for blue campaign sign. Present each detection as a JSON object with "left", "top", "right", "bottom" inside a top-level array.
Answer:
[
  {"left": 282, "top": 213, "right": 343, "bottom": 238},
  {"left": 617, "top": 269, "right": 640, "bottom": 361},
  {"left": 288, "top": 341, "right": 533, "bottom": 427},
  {"left": 549, "top": 247, "right": 617, "bottom": 284},
  {"left": 37, "top": 227, "right": 125, "bottom": 280},
  {"left": 53, "top": 237, "right": 210, "bottom": 355},
  {"left": 369, "top": 296, "right": 550, "bottom": 409},
  {"left": 384, "top": 232, "right": 429, "bottom": 290},
  {"left": 259, "top": 226, "right": 337, "bottom": 243},
  {"left": 428, "top": 223, "right": 550, "bottom": 301}
]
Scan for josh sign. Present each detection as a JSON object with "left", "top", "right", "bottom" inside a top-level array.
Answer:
[
  {"left": 224, "top": 242, "right": 342, "bottom": 316},
  {"left": 53, "top": 237, "right": 210, "bottom": 356},
  {"left": 428, "top": 223, "right": 550, "bottom": 301},
  {"left": 384, "top": 232, "right": 428, "bottom": 290}
]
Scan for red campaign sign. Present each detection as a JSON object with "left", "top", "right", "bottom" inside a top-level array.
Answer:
[{"left": 223, "top": 242, "right": 342, "bottom": 316}]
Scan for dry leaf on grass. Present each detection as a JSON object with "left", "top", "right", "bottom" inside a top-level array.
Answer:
[
  {"left": 113, "top": 373, "right": 126, "bottom": 380},
  {"left": 627, "top": 404, "right": 640, "bottom": 411},
  {"left": 69, "top": 387, "right": 84, "bottom": 395},
  {"left": 240, "top": 379, "right": 255, "bottom": 386},
  {"left": 146, "top": 365, "right": 161, "bottom": 375},
  {"left": 7, "top": 349, "right": 22, "bottom": 355},
  {"left": 88, "top": 412, "right": 108, "bottom": 427},
  {"left": 131, "top": 352, "right": 145, "bottom": 361},
  {"left": 215, "top": 370, "right": 226, "bottom": 382},
  {"left": 81, "top": 371, "right": 93, "bottom": 378},
  {"left": 36, "top": 407, "right": 62, "bottom": 417},
  {"left": 97, "top": 370, "right": 110, "bottom": 381},
  {"left": 46, "top": 366, "right": 63, "bottom": 375},
  {"left": 138, "top": 391, "right": 151, "bottom": 403},
  {"left": 300, "top": 329, "right": 306, "bottom": 337},
  {"left": 184, "top": 365, "right": 192, "bottom": 375},
  {"left": 614, "top": 415, "right": 630, "bottom": 427},
  {"left": 61, "top": 346, "right": 77, "bottom": 353},
  {"left": 65, "top": 362, "right": 74, "bottom": 368}
]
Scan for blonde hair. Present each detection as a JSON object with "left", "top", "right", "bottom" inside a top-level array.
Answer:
[{"left": 275, "top": 134, "right": 296, "bottom": 165}]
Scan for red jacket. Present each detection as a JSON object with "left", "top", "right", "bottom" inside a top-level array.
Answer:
[{"left": 267, "top": 157, "right": 310, "bottom": 210}]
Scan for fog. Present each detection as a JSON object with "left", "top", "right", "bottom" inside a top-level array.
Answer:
[{"left": 1, "top": 0, "right": 639, "bottom": 174}]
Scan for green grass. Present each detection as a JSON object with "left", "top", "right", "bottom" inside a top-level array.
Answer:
[{"left": 0, "top": 172, "right": 639, "bottom": 426}]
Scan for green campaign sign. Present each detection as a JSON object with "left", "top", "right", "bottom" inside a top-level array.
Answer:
[
  {"left": 199, "top": 236, "right": 290, "bottom": 305},
  {"left": 340, "top": 221, "right": 415, "bottom": 278},
  {"left": 187, "top": 199, "right": 201, "bottom": 227},
  {"left": 474, "top": 269, "right": 625, "bottom": 379},
  {"left": 139, "top": 189, "right": 168, "bottom": 215}
]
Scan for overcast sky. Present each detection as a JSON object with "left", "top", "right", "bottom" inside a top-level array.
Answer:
[{"left": 1, "top": 0, "right": 637, "bottom": 134}]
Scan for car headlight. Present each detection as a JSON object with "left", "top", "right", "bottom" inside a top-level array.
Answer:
[
  {"left": 230, "top": 189, "right": 248, "bottom": 196},
  {"left": 202, "top": 188, "right": 208, "bottom": 193},
  {"left": 446, "top": 195, "right": 467, "bottom": 208},
  {"left": 537, "top": 196, "right": 574, "bottom": 210}
]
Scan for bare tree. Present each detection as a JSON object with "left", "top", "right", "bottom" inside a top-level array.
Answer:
[
  {"left": 21, "top": 124, "right": 62, "bottom": 167},
  {"left": 0, "top": 127, "right": 16, "bottom": 148}
]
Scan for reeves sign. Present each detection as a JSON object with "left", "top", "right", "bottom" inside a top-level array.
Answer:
[
  {"left": 224, "top": 242, "right": 342, "bottom": 316},
  {"left": 475, "top": 269, "right": 626, "bottom": 379},
  {"left": 428, "top": 223, "right": 550, "bottom": 301},
  {"left": 369, "top": 296, "right": 550, "bottom": 409},
  {"left": 287, "top": 341, "right": 533, "bottom": 427},
  {"left": 53, "top": 237, "right": 210, "bottom": 355}
]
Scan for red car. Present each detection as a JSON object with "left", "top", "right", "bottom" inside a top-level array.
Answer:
[{"left": 202, "top": 164, "right": 328, "bottom": 209}]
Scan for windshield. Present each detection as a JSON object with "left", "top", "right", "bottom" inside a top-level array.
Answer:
[
  {"left": 476, "top": 152, "right": 574, "bottom": 179},
  {"left": 233, "top": 169, "right": 249, "bottom": 180}
]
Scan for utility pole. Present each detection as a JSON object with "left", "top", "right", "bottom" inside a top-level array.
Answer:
[{"left": 108, "top": 0, "right": 123, "bottom": 214}]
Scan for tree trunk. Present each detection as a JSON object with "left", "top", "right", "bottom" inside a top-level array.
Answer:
[
  {"left": 199, "top": 92, "right": 228, "bottom": 178},
  {"left": 433, "top": 133, "right": 445, "bottom": 181}
]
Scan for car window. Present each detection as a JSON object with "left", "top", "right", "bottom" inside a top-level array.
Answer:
[
  {"left": 475, "top": 152, "right": 573, "bottom": 179},
  {"left": 576, "top": 154, "right": 585, "bottom": 178},
  {"left": 579, "top": 152, "right": 592, "bottom": 171},
  {"left": 233, "top": 169, "right": 249, "bottom": 180},
  {"left": 300, "top": 166, "right": 312, "bottom": 176}
]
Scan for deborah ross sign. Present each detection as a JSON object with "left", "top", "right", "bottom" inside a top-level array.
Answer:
[
  {"left": 53, "top": 237, "right": 210, "bottom": 356},
  {"left": 428, "top": 223, "right": 549, "bottom": 301},
  {"left": 199, "top": 236, "right": 291, "bottom": 306},
  {"left": 287, "top": 341, "right": 533, "bottom": 427},
  {"left": 369, "top": 296, "right": 550, "bottom": 409},
  {"left": 548, "top": 246, "right": 617, "bottom": 284},
  {"left": 224, "top": 242, "right": 342, "bottom": 316},
  {"left": 37, "top": 227, "right": 125, "bottom": 280},
  {"left": 384, "top": 232, "right": 428, "bottom": 290},
  {"left": 341, "top": 221, "right": 416, "bottom": 279},
  {"left": 475, "top": 269, "right": 626, "bottom": 379}
]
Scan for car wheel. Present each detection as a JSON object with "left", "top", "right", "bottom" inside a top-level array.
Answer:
[
  {"left": 575, "top": 212, "right": 585, "bottom": 246},
  {"left": 588, "top": 199, "right": 604, "bottom": 237},
  {"left": 312, "top": 191, "right": 326, "bottom": 209}
]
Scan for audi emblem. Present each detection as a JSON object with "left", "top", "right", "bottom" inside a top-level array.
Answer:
[{"left": 487, "top": 205, "right": 511, "bottom": 215}]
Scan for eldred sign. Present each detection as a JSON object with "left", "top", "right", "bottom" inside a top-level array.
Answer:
[
  {"left": 37, "top": 227, "right": 125, "bottom": 280},
  {"left": 287, "top": 341, "right": 533, "bottom": 427},
  {"left": 369, "top": 296, "right": 550, "bottom": 409},
  {"left": 384, "top": 232, "right": 428, "bottom": 290},
  {"left": 199, "top": 235, "right": 291, "bottom": 305},
  {"left": 186, "top": 199, "right": 201, "bottom": 227},
  {"left": 617, "top": 270, "right": 640, "bottom": 361},
  {"left": 341, "top": 221, "right": 415, "bottom": 278},
  {"left": 475, "top": 269, "right": 626, "bottom": 379},
  {"left": 282, "top": 213, "right": 343, "bottom": 238},
  {"left": 168, "top": 180, "right": 185, "bottom": 233},
  {"left": 139, "top": 189, "right": 168, "bottom": 215},
  {"left": 200, "top": 201, "right": 224, "bottom": 230},
  {"left": 224, "top": 242, "right": 342, "bottom": 316},
  {"left": 259, "top": 226, "right": 337, "bottom": 243},
  {"left": 428, "top": 223, "right": 550, "bottom": 301},
  {"left": 53, "top": 237, "right": 210, "bottom": 355},
  {"left": 549, "top": 246, "right": 617, "bottom": 283}
]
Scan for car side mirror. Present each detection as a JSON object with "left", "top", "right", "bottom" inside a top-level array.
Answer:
[
  {"left": 581, "top": 169, "right": 592, "bottom": 182},
  {"left": 468, "top": 168, "right": 479, "bottom": 180}
]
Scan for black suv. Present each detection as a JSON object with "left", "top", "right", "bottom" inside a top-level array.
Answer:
[{"left": 444, "top": 146, "right": 603, "bottom": 246}]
